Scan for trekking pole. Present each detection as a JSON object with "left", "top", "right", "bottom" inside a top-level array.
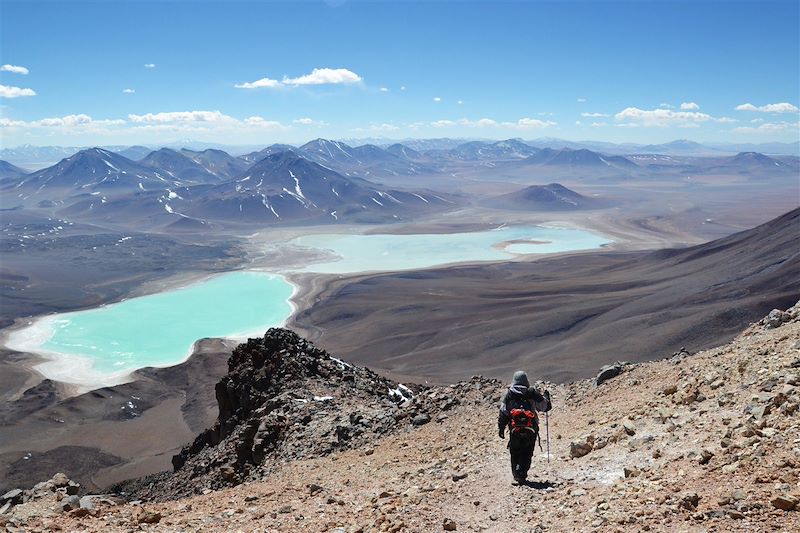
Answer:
[{"left": 545, "top": 410, "right": 550, "bottom": 464}]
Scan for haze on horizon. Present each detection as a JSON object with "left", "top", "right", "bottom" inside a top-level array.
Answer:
[{"left": 1, "top": 0, "right": 799, "bottom": 148}]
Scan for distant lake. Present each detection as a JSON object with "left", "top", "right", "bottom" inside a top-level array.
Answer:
[
  {"left": 290, "top": 225, "right": 610, "bottom": 273},
  {"left": 7, "top": 225, "right": 610, "bottom": 387}
]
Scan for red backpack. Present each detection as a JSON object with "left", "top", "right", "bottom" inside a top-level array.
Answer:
[{"left": 510, "top": 408, "right": 538, "bottom": 433}]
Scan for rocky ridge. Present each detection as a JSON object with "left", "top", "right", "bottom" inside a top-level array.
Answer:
[
  {"left": 1, "top": 304, "right": 799, "bottom": 532},
  {"left": 115, "top": 329, "right": 501, "bottom": 501}
]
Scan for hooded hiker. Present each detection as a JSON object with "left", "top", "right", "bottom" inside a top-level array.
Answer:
[{"left": 498, "top": 370, "right": 551, "bottom": 484}]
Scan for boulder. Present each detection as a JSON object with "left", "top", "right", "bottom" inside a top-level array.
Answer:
[
  {"left": 443, "top": 518, "right": 458, "bottom": 531},
  {"left": 50, "top": 473, "right": 70, "bottom": 488},
  {"left": 0, "top": 490, "right": 23, "bottom": 505},
  {"left": 59, "top": 495, "right": 81, "bottom": 512},
  {"left": 765, "top": 309, "right": 787, "bottom": 329},
  {"left": 595, "top": 363, "right": 625, "bottom": 386},
  {"left": 569, "top": 436, "right": 594, "bottom": 458}
]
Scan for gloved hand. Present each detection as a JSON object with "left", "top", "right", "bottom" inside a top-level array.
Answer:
[{"left": 498, "top": 427, "right": 505, "bottom": 439}]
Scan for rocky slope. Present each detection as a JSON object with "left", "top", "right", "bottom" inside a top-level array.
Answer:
[{"left": 2, "top": 304, "right": 799, "bottom": 532}]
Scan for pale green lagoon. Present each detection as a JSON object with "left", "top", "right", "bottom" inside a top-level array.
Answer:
[
  {"left": 291, "top": 225, "right": 610, "bottom": 273},
  {"left": 7, "top": 225, "right": 610, "bottom": 387}
]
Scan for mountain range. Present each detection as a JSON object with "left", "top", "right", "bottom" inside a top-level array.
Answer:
[{"left": 0, "top": 146, "right": 455, "bottom": 228}]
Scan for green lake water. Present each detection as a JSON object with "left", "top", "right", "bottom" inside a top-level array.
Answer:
[{"left": 291, "top": 225, "right": 610, "bottom": 273}]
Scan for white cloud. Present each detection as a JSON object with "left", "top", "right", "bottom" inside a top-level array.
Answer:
[
  {"left": 400, "top": 86, "right": 407, "bottom": 91},
  {"left": 292, "top": 117, "right": 327, "bottom": 126},
  {"left": 716, "top": 116, "right": 738, "bottom": 124},
  {"left": 144, "top": 63, "right": 156, "bottom": 69},
  {"left": 0, "top": 114, "right": 125, "bottom": 129},
  {"left": 614, "top": 107, "right": 714, "bottom": 127},
  {"left": 0, "top": 84, "right": 36, "bottom": 98},
  {"left": 282, "top": 68, "right": 362, "bottom": 86},
  {"left": 371, "top": 123, "right": 399, "bottom": 131},
  {"left": 379, "top": 87, "right": 389, "bottom": 92},
  {"left": 235, "top": 77, "right": 280, "bottom": 89},
  {"left": 735, "top": 102, "right": 799, "bottom": 113},
  {"left": 575, "top": 120, "right": 582, "bottom": 126},
  {"left": 243, "top": 116, "right": 285, "bottom": 130},
  {"left": 577, "top": 98, "right": 587, "bottom": 103},
  {"left": 128, "top": 110, "right": 237, "bottom": 124},
  {"left": 508, "top": 117, "right": 556, "bottom": 129},
  {"left": 0, "top": 118, "right": 25, "bottom": 127},
  {"left": 433, "top": 97, "right": 442, "bottom": 102},
  {"left": 590, "top": 122, "right": 608, "bottom": 127},
  {"left": 1, "top": 64, "right": 29, "bottom": 75},
  {"left": 680, "top": 102, "right": 700, "bottom": 110},
  {"left": 431, "top": 117, "right": 555, "bottom": 129},
  {"left": 732, "top": 121, "right": 798, "bottom": 134},
  {"left": 122, "top": 88, "right": 135, "bottom": 94},
  {"left": 581, "top": 112, "right": 608, "bottom": 117},
  {"left": 658, "top": 103, "right": 674, "bottom": 109},
  {"left": 236, "top": 68, "right": 362, "bottom": 89},
  {"left": 457, "top": 100, "right": 463, "bottom": 105}
]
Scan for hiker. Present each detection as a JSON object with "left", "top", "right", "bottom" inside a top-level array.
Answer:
[{"left": 498, "top": 371, "right": 551, "bottom": 484}]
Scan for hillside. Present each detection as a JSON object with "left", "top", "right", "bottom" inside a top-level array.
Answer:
[
  {"left": 484, "top": 183, "right": 611, "bottom": 211},
  {"left": 294, "top": 208, "right": 800, "bottom": 383},
  {"left": 2, "top": 304, "right": 799, "bottom": 531}
]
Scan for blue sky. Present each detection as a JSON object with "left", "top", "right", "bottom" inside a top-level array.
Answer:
[{"left": 1, "top": 0, "right": 798, "bottom": 147}]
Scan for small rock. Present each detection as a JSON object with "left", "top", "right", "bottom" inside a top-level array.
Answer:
[
  {"left": 679, "top": 492, "right": 700, "bottom": 511},
  {"left": 624, "top": 466, "right": 640, "bottom": 478},
  {"left": 699, "top": 449, "right": 714, "bottom": 465},
  {"left": 662, "top": 385, "right": 678, "bottom": 395},
  {"left": 138, "top": 510, "right": 162, "bottom": 524},
  {"left": 569, "top": 435, "right": 594, "bottom": 458},
  {"left": 78, "top": 496, "right": 94, "bottom": 510},
  {"left": 622, "top": 420, "right": 636, "bottom": 436},
  {"left": 771, "top": 495, "right": 798, "bottom": 511},
  {"left": 412, "top": 414, "right": 431, "bottom": 426},
  {"left": 443, "top": 517, "right": 457, "bottom": 530},
  {"left": 451, "top": 472, "right": 468, "bottom": 482}
]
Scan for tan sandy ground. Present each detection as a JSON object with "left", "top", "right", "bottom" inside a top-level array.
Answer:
[{"left": 5, "top": 305, "right": 799, "bottom": 533}]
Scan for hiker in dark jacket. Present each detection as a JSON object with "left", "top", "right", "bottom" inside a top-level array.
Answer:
[{"left": 498, "top": 371, "right": 551, "bottom": 484}]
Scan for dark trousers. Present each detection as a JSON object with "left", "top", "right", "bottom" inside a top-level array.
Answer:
[{"left": 508, "top": 430, "right": 536, "bottom": 480}]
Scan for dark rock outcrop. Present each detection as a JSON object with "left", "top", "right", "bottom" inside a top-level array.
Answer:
[{"left": 117, "top": 328, "right": 502, "bottom": 501}]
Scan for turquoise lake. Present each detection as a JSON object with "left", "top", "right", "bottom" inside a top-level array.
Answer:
[
  {"left": 10, "top": 272, "right": 294, "bottom": 385},
  {"left": 9, "top": 226, "right": 610, "bottom": 386}
]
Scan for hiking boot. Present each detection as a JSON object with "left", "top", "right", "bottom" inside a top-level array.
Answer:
[{"left": 513, "top": 475, "right": 526, "bottom": 485}]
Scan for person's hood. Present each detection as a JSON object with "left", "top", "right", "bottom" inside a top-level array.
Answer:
[{"left": 508, "top": 384, "right": 528, "bottom": 396}]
